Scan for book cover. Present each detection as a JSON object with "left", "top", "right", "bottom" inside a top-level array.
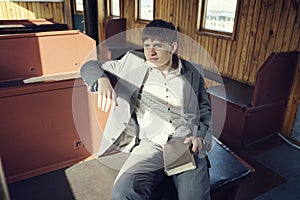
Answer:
[{"left": 162, "top": 137, "right": 196, "bottom": 176}]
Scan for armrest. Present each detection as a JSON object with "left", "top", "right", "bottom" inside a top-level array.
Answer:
[{"left": 23, "top": 71, "right": 80, "bottom": 84}]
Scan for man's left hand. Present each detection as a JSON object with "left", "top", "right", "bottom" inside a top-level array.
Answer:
[{"left": 184, "top": 136, "right": 203, "bottom": 153}]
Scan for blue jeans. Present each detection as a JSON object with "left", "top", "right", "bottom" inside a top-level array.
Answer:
[{"left": 112, "top": 139, "right": 211, "bottom": 200}]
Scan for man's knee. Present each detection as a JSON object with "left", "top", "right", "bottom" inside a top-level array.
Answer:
[
  {"left": 112, "top": 175, "right": 133, "bottom": 200},
  {"left": 112, "top": 184, "right": 129, "bottom": 200},
  {"left": 112, "top": 184, "right": 151, "bottom": 200},
  {"left": 112, "top": 174, "right": 151, "bottom": 200}
]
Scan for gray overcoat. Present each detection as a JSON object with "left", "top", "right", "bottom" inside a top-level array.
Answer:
[{"left": 80, "top": 50, "right": 212, "bottom": 157}]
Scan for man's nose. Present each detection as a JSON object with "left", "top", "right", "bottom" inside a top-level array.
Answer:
[{"left": 149, "top": 47, "right": 156, "bottom": 55}]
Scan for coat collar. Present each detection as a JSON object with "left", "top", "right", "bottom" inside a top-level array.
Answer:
[
  {"left": 180, "top": 59, "right": 193, "bottom": 83},
  {"left": 131, "top": 50, "right": 194, "bottom": 83}
]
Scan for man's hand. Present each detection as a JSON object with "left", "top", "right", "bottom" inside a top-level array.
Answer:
[
  {"left": 97, "top": 77, "right": 117, "bottom": 112},
  {"left": 184, "top": 136, "right": 203, "bottom": 153}
]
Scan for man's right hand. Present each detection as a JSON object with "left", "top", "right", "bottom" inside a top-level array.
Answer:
[{"left": 97, "top": 77, "right": 117, "bottom": 112}]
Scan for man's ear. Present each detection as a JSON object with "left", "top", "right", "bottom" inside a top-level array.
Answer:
[{"left": 171, "top": 42, "right": 178, "bottom": 53}]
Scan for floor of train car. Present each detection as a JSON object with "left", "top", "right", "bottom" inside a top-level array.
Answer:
[
  {"left": 7, "top": 134, "right": 300, "bottom": 200},
  {"left": 234, "top": 134, "right": 300, "bottom": 200}
]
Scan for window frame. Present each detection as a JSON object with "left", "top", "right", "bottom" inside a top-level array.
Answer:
[
  {"left": 73, "top": 0, "right": 84, "bottom": 15},
  {"left": 107, "top": 0, "right": 122, "bottom": 18},
  {"left": 197, "top": 0, "right": 241, "bottom": 40},
  {"left": 136, "top": 0, "right": 155, "bottom": 23}
]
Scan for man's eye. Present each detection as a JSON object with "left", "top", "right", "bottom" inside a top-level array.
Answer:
[{"left": 144, "top": 44, "right": 150, "bottom": 48}]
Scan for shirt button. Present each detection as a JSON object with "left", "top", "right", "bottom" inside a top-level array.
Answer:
[
  {"left": 169, "top": 121, "right": 172, "bottom": 123},
  {"left": 166, "top": 96, "right": 168, "bottom": 98},
  {"left": 168, "top": 108, "right": 170, "bottom": 111},
  {"left": 166, "top": 88, "right": 168, "bottom": 92}
]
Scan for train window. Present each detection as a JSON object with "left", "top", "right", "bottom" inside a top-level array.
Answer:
[
  {"left": 137, "top": 0, "right": 154, "bottom": 22},
  {"left": 74, "top": 0, "right": 84, "bottom": 14},
  {"left": 198, "top": 0, "right": 240, "bottom": 40},
  {"left": 73, "top": 0, "right": 85, "bottom": 33},
  {"left": 108, "top": 0, "right": 121, "bottom": 17}
]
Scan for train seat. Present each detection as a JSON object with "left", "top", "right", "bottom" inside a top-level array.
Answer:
[
  {"left": 100, "top": 18, "right": 141, "bottom": 61},
  {"left": 207, "top": 51, "right": 299, "bottom": 147},
  {"left": 0, "top": 19, "right": 68, "bottom": 34},
  {"left": 0, "top": 30, "right": 96, "bottom": 183}
]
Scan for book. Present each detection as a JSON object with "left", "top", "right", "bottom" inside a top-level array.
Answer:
[{"left": 162, "top": 137, "right": 196, "bottom": 176}]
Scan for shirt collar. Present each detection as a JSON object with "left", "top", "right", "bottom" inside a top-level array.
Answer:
[{"left": 145, "top": 60, "right": 182, "bottom": 75}]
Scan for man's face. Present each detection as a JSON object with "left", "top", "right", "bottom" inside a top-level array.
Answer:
[{"left": 143, "top": 39, "right": 176, "bottom": 68}]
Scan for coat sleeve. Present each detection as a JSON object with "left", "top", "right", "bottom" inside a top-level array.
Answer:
[
  {"left": 196, "top": 74, "right": 212, "bottom": 139},
  {"left": 80, "top": 52, "right": 131, "bottom": 92},
  {"left": 185, "top": 61, "right": 212, "bottom": 153},
  {"left": 197, "top": 74, "right": 213, "bottom": 153}
]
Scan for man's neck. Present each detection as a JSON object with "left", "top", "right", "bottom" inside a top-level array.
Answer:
[{"left": 157, "top": 60, "right": 178, "bottom": 72}]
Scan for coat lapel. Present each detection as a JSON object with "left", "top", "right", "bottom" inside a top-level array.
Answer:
[
  {"left": 181, "top": 60, "right": 193, "bottom": 86},
  {"left": 97, "top": 64, "right": 149, "bottom": 156}
]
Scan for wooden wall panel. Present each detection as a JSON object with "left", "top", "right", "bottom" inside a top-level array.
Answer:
[
  {"left": 120, "top": 0, "right": 300, "bottom": 137},
  {"left": 245, "top": 0, "right": 262, "bottom": 83},
  {"left": 0, "top": 1, "right": 65, "bottom": 24}
]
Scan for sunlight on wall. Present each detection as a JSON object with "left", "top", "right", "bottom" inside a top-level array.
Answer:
[
  {"left": 0, "top": 2, "right": 65, "bottom": 23},
  {"left": 0, "top": 2, "right": 36, "bottom": 20}
]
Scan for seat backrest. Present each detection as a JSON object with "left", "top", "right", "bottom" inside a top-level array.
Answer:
[
  {"left": 0, "top": 19, "right": 68, "bottom": 34},
  {"left": 104, "top": 18, "right": 126, "bottom": 47},
  {"left": 251, "top": 51, "right": 299, "bottom": 107},
  {"left": 0, "top": 30, "right": 95, "bottom": 82}
]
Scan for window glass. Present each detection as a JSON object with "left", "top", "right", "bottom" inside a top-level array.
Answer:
[
  {"left": 75, "top": 0, "right": 84, "bottom": 12},
  {"left": 203, "top": 0, "right": 237, "bottom": 33},
  {"left": 139, "top": 0, "right": 154, "bottom": 21},
  {"left": 111, "top": 0, "right": 120, "bottom": 16},
  {"left": 73, "top": 0, "right": 85, "bottom": 33}
]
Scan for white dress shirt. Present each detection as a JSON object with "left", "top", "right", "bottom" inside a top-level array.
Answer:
[{"left": 135, "top": 60, "right": 198, "bottom": 145}]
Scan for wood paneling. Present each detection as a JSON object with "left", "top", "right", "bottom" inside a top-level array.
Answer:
[
  {"left": 0, "top": 1, "right": 65, "bottom": 24},
  {"left": 120, "top": 0, "right": 300, "bottom": 137}
]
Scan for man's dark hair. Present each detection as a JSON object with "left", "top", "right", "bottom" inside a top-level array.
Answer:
[{"left": 142, "top": 19, "right": 178, "bottom": 44}]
